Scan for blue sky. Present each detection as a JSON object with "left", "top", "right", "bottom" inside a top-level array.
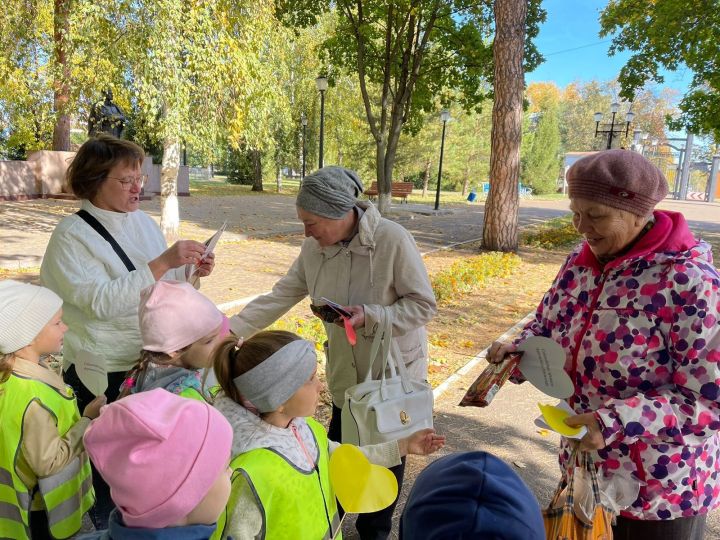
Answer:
[{"left": 525, "top": 0, "right": 691, "bottom": 94}]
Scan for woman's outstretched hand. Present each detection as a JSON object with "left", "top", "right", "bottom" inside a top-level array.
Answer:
[{"left": 399, "top": 428, "right": 446, "bottom": 456}]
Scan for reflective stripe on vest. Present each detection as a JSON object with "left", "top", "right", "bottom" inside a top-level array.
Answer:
[
  {"left": 38, "top": 455, "right": 94, "bottom": 533},
  {"left": 0, "top": 466, "right": 33, "bottom": 539},
  {"left": 213, "top": 418, "right": 341, "bottom": 540},
  {"left": 0, "top": 373, "right": 94, "bottom": 539}
]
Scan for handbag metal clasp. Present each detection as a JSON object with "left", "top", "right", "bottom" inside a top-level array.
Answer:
[{"left": 400, "top": 410, "right": 410, "bottom": 425}]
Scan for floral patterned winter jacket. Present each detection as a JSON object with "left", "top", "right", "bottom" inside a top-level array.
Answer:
[{"left": 519, "top": 210, "right": 720, "bottom": 520}]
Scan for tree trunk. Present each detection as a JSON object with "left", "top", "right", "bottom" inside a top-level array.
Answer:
[
  {"left": 52, "top": 0, "right": 71, "bottom": 151},
  {"left": 160, "top": 139, "right": 181, "bottom": 243},
  {"left": 276, "top": 163, "right": 282, "bottom": 192},
  {"left": 482, "top": 0, "right": 526, "bottom": 252},
  {"left": 375, "top": 140, "right": 390, "bottom": 214},
  {"left": 462, "top": 164, "right": 470, "bottom": 196},
  {"left": 422, "top": 158, "right": 431, "bottom": 197},
  {"left": 251, "top": 150, "right": 263, "bottom": 192}
]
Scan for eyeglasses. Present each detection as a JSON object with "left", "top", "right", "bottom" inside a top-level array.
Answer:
[{"left": 107, "top": 174, "right": 148, "bottom": 191}]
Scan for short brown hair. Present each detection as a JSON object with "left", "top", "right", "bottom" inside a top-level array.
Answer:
[
  {"left": 68, "top": 134, "right": 145, "bottom": 200},
  {"left": 213, "top": 330, "right": 300, "bottom": 405}
]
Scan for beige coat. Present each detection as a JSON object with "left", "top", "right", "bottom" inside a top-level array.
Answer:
[{"left": 229, "top": 202, "right": 437, "bottom": 406}]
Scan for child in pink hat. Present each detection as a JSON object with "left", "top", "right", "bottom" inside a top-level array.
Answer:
[
  {"left": 78, "top": 388, "right": 233, "bottom": 539},
  {"left": 119, "top": 281, "right": 229, "bottom": 401}
]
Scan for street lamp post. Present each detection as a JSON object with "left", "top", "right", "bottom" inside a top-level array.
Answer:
[
  {"left": 315, "top": 76, "right": 328, "bottom": 169},
  {"left": 300, "top": 113, "right": 307, "bottom": 181},
  {"left": 434, "top": 109, "right": 451, "bottom": 211},
  {"left": 594, "top": 102, "right": 634, "bottom": 150}
]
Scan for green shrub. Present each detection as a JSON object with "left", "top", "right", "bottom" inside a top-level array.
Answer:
[
  {"left": 431, "top": 252, "right": 521, "bottom": 304},
  {"left": 522, "top": 214, "right": 582, "bottom": 249},
  {"left": 270, "top": 315, "right": 327, "bottom": 349}
]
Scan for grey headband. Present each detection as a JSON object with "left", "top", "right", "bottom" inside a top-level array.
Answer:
[
  {"left": 296, "top": 166, "right": 364, "bottom": 219},
  {"left": 233, "top": 340, "right": 317, "bottom": 413}
]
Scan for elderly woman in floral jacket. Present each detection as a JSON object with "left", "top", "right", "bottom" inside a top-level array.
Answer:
[{"left": 491, "top": 149, "right": 720, "bottom": 540}]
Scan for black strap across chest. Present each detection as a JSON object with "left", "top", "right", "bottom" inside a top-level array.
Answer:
[{"left": 75, "top": 209, "right": 136, "bottom": 272}]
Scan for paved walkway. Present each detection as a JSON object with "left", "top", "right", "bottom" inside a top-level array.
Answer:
[{"left": 4, "top": 194, "right": 718, "bottom": 271}]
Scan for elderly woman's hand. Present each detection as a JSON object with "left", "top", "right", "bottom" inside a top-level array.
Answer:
[
  {"left": 343, "top": 305, "right": 365, "bottom": 329},
  {"left": 196, "top": 252, "right": 215, "bottom": 277},
  {"left": 487, "top": 341, "right": 518, "bottom": 364},
  {"left": 149, "top": 240, "right": 207, "bottom": 280},
  {"left": 565, "top": 412, "right": 606, "bottom": 451}
]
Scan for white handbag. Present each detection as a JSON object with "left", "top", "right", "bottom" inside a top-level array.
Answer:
[{"left": 341, "top": 308, "right": 434, "bottom": 446}]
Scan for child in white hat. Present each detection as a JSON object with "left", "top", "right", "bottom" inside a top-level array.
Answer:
[
  {"left": 0, "top": 280, "right": 105, "bottom": 539},
  {"left": 119, "top": 280, "right": 228, "bottom": 401}
]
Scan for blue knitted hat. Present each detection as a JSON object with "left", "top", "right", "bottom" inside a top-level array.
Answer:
[{"left": 400, "top": 451, "right": 545, "bottom": 540}]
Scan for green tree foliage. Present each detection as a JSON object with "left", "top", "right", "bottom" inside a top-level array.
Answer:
[
  {"left": 600, "top": 0, "right": 720, "bottom": 140},
  {"left": 557, "top": 80, "right": 677, "bottom": 153},
  {"left": 0, "top": 0, "right": 123, "bottom": 154},
  {"left": 442, "top": 106, "right": 492, "bottom": 195},
  {"left": 278, "top": 0, "right": 545, "bottom": 213},
  {"left": 559, "top": 81, "right": 610, "bottom": 152},
  {"left": 522, "top": 103, "right": 561, "bottom": 194}
]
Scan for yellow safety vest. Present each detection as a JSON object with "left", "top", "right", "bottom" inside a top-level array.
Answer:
[
  {"left": 213, "top": 418, "right": 341, "bottom": 540},
  {"left": 0, "top": 373, "right": 94, "bottom": 539},
  {"left": 178, "top": 386, "right": 207, "bottom": 402}
]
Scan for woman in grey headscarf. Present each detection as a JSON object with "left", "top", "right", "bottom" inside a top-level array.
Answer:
[{"left": 228, "top": 166, "right": 437, "bottom": 540}]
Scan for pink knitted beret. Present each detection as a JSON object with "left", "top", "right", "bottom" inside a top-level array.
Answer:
[{"left": 566, "top": 149, "right": 668, "bottom": 216}]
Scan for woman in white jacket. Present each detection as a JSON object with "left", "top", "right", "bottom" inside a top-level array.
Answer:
[
  {"left": 229, "top": 166, "right": 437, "bottom": 540},
  {"left": 39, "top": 134, "right": 214, "bottom": 528}
]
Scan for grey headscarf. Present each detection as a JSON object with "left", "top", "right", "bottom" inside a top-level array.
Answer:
[{"left": 296, "top": 166, "right": 364, "bottom": 219}]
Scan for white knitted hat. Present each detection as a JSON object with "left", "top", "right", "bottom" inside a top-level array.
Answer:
[{"left": 0, "top": 280, "right": 63, "bottom": 354}]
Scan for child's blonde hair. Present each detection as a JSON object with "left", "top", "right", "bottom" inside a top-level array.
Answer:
[{"left": 212, "top": 330, "right": 300, "bottom": 406}]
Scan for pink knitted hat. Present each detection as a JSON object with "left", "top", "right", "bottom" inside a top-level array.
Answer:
[
  {"left": 139, "top": 281, "right": 224, "bottom": 354},
  {"left": 566, "top": 149, "right": 668, "bottom": 216},
  {"left": 83, "top": 389, "right": 233, "bottom": 528}
]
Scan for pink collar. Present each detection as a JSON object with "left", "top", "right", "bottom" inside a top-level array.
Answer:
[{"left": 574, "top": 210, "right": 697, "bottom": 271}]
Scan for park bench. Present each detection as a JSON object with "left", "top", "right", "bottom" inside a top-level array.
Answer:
[{"left": 365, "top": 181, "right": 413, "bottom": 203}]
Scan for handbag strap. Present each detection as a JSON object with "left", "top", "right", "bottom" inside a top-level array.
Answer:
[
  {"left": 362, "top": 307, "right": 393, "bottom": 382},
  {"left": 581, "top": 451, "right": 604, "bottom": 506},
  {"left": 562, "top": 445, "right": 579, "bottom": 506},
  {"left": 76, "top": 210, "right": 136, "bottom": 271},
  {"left": 561, "top": 448, "right": 604, "bottom": 509},
  {"left": 362, "top": 307, "right": 414, "bottom": 394}
]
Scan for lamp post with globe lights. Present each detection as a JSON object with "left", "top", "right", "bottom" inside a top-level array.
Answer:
[{"left": 594, "top": 103, "right": 634, "bottom": 150}]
